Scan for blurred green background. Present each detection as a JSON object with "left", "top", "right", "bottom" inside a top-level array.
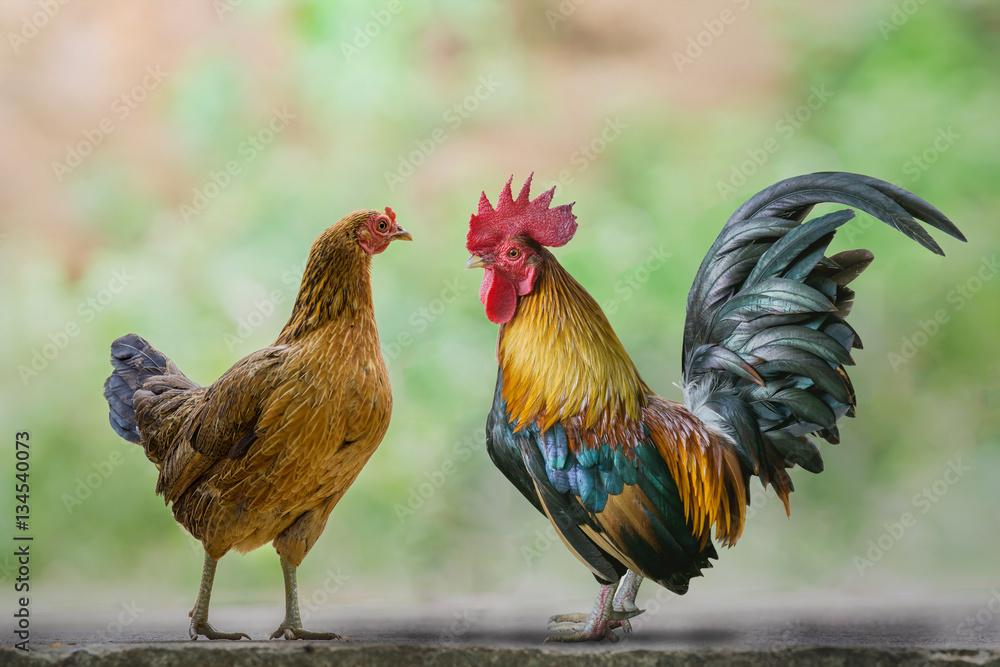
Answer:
[{"left": 0, "top": 0, "right": 997, "bottom": 621}]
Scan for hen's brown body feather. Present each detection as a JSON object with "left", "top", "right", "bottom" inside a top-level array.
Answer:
[{"left": 115, "top": 213, "right": 392, "bottom": 566}]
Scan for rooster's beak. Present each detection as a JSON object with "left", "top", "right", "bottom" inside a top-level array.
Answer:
[
  {"left": 465, "top": 255, "right": 488, "bottom": 270},
  {"left": 392, "top": 228, "right": 413, "bottom": 242}
]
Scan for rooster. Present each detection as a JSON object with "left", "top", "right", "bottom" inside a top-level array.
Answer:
[
  {"left": 464, "top": 173, "right": 964, "bottom": 642},
  {"left": 103, "top": 208, "right": 411, "bottom": 640}
]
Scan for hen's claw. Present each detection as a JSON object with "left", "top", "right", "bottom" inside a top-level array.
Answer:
[
  {"left": 188, "top": 554, "right": 249, "bottom": 640},
  {"left": 189, "top": 620, "right": 250, "bottom": 641},
  {"left": 270, "top": 625, "right": 341, "bottom": 641}
]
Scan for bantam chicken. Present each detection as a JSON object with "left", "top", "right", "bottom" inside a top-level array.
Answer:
[
  {"left": 465, "top": 173, "right": 964, "bottom": 642},
  {"left": 103, "top": 208, "right": 410, "bottom": 640}
]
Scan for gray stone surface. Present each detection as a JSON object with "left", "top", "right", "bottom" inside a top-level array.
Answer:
[{"left": 4, "top": 593, "right": 1000, "bottom": 665}]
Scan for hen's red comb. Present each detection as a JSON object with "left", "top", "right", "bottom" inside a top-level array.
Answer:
[
  {"left": 466, "top": 174, "right": 577, "bottom": 254},
  {"left": 384, "top": 206, "right": 396, "bottom": 222}
]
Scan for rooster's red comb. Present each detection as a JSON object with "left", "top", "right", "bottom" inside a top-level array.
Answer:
[{"left": 466, "top": 174, "right": 577, "bottom": 254}]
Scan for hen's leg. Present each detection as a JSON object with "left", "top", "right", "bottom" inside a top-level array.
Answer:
[
  {"left": 545, "top": 581, "right": 643, "bottom": 643},
  {"left": 270, "top": 556, "right": 341, "bottom": 640},
  {"left": 611, "top": 570, "right": 644, "bottom": 634},
  {"left": 188, "top": 553, "right": 250, "bottom": 641}
]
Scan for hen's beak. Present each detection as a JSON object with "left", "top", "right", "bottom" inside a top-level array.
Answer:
[
  {"left": 392, "top": 228, "right": 413, "bottom": 242},
  {"left": 465, "top": 255, "right": 488, "bottom": 270}
]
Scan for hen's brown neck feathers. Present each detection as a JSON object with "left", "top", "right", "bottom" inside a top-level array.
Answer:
[{"left": 276, "top": 216, "right": 373, "bottom": 344}]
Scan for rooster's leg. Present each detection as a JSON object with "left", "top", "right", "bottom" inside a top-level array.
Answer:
[
  {"left": 545, "top": 581, "right": 644, "bottom": 643},
  {"left": 270, "top": 556, "right": 341, "bottom": 640},
  {"left": 188, "top": 552, "right": 250, "bottom": 641},
  {"left": 611, "top": 570, "right": 645, "bottom": 634}
]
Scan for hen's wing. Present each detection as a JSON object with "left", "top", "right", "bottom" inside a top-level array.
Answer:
[{"left": 134, "top": 346, "right": 292, "bottom": 503}]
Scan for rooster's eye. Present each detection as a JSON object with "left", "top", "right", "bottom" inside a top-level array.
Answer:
[
  {"left": 376, "top": 219, "right": 389, "bottom": 232},
  {"left": 507, "top": 248, "right": 520, "bottom": 259}
]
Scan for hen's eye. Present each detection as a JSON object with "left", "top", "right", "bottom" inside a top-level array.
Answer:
[
  {"left": 507, "top": 248, "right": 520, "bottom": 259},
  {"left": 376, "top": 219, "right": 389, "bottom": 232}
]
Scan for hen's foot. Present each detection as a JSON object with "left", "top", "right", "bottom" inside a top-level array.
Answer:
[
  {"left": 188, "top": 553, "right": 249, "bottom": 640},
  {"left": 270, "top": 624, "right": 341, "bottom": 641},
  {"left": 189, "top": 619, "right": 250, "bottom": 641}
]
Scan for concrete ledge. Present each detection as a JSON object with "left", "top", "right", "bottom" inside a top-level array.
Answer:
[
  {"left": 5, "top": 645, "right": 1000, "bottom": 667},
  {"left": 6, "top": 593, "right": 999, "bottom": 666}
]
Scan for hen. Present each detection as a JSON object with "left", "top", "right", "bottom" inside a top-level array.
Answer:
[
  {"left": 464, "top": 173, "right": 964, "bottom": 642},
  {"left": 103, "top": 208, "right": 410, "bottom": 640}
]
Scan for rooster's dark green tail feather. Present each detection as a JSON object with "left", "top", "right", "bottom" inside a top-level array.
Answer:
[{"left": 682, "top": 172, "right": 963, "bottom": 498}]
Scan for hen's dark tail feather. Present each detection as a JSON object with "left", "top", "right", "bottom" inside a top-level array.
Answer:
[
  {"left": 681, "top": 172, "right": 964, "bottom": 507},
  {"left": 103, "top": 333, "right": 174, "bottom": 444}
]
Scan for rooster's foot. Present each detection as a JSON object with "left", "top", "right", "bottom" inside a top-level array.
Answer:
[
  {"left": 546, "top": 607, "right": 642, "bottom": 643},
  {"left": 545, "top": 618, "right": 620, "bottom": 643},
  {"left": 544, "top": 583, "right": 643, "bottom": 643},
  {"left": 612, "top": 570, "right": 645, "bottom": 634},
  {"left": 612, "top": 599, "right": 644, "bottom": 634}
]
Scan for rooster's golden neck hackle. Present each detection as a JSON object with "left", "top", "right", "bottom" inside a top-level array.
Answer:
[{"left": 465, "top": 172, "right": 964, "bottom": 643}]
